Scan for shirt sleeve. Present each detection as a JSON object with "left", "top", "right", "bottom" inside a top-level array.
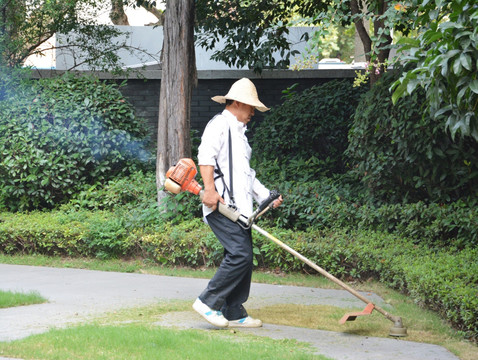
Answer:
[
  {"left": 251, "top": 169, "right": 270, "bottom": 204},
  {"left": 197, "top": 116, "right": 226, "bottom": 166}
]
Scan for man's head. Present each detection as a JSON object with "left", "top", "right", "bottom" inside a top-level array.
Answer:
[
  {"left": 212, "top": 78, "right": 269, "bottom": 113},
  {"left": 225, "top": 100, "right": 255, "bottom": 125}
]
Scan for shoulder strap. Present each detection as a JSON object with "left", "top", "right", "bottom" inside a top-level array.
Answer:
[
  {"left": 214, "top": 127, "right": 235, "bottom": 206},
  {"left": 228, "top": 128, "right": 234, "bottom": 204}
]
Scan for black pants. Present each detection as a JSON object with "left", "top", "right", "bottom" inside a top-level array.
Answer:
[{"left": 198, "top": 210, "right": 253, "bottom": 321}]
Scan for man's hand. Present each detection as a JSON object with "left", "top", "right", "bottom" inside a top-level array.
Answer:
[
  {"left": 202, "top": 188, "right": 225, "bottom": 211},
  {"left": 199, "top": 165, "right": 226, "bottom": 211},
  {"left": 272, "top": 195, "right": 283, "bottom": 208}
]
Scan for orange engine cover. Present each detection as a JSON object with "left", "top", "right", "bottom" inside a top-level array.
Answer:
[{"left": 165, "top": 158, "right": 202, "bottom": 195}]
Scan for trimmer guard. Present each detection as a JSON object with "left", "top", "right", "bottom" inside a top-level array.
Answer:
[{"left": 339, "top": 303, "right": 375, "bottom": 324}]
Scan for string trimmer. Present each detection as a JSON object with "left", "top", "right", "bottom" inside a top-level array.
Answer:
[{"left": 164, "top": 158, "right": 407, "bottom": 337}]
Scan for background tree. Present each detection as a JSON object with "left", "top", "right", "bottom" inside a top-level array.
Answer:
[
  {"left": 110, "top": 0, "right": 130, "bottom": 25},
  {"left": 0, "top": 0, "right": 131, "bottom": 70},
  {"left": 109, "top": 0, "right": 165, "bottom": 26},
  {"left": 155, "top": 0, "right": 196, "bottom": 204},
  {"left": 195, "top": 0, "right": 327, "bottom": 73},
  {"left": 195, "top": 0, "right": 411, "bottom": 83},
  {"left": 392, "top": 0, "right": 478, "bottom": 141}
]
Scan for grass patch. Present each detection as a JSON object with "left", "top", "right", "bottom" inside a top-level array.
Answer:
[
  {"left": 0, "top": 324, "right": 324, "bottom": 360},
  {"left": 0, "top": 301, "right": 326, "bottom": 360},
  {"left": 0, "top": 290, "right": 47, "bottom": 308}
]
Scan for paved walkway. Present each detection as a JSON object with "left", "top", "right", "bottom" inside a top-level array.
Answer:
[{"left": 0, "top": 264, "right": 460, "bottom": 360}]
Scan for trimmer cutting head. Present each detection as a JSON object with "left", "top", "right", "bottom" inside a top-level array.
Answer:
[{"left": 388, "top": 318, "right": 408, "bottom": 337}]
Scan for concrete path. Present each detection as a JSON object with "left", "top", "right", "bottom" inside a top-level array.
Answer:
[{"left": 0, "top": 264, "right": 459, "bottom": 360}]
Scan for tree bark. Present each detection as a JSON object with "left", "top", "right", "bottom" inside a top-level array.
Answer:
[
  {"left": 350, "top": 0, "right": 371, "bottom": 62},
  {"left": 350, "top": 0, "right": 392, "bottom": 86},
  {"left": 110, "top": 0, "right": 129, "bottom": 25},
  {"left": 142, "top": 4, "right": 165, "bottom": 25},
  {"left": 370, "top": 0, "right": 392, "bottom": 84},
  {"left": 156, "top": 0, "right": 197, "bottom": 204}
]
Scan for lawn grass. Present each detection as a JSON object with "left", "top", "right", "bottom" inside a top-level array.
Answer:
[
  {"left": 0, "top": 289, "right": 47, "bottom": 308},
  {"left": 0, "top": 300, "right": 325, "bottom": 360},
  {"left": 0, "top": 254, "right": 476, "bottom": 360},
  {"left": 0, "top": 324, "right": 325, "bottom": 360}
]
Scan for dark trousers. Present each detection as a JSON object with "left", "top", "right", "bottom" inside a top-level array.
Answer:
[{"left": 198, "top": 210, "right": 253, "bottom": 321}]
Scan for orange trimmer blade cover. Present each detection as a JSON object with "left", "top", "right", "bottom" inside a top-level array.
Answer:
[{"left": 339, "top": 303, "right": 375, "bottom": 324}]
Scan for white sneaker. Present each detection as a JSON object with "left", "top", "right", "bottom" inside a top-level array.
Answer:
[
  {"left": 228, "top": 316, "right": 263, "bottom": 328},
  {"left": 192, "top": 298, "right": 229, "bottom": 328}
]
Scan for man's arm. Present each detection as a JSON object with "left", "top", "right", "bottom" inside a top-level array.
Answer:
[{"left": 199, "top": 165, "right": 225, "bottom": 211}]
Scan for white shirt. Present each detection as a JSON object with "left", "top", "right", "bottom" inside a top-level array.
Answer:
[{"left": 198, "top": 109, "right": 270, "bottom": 218}]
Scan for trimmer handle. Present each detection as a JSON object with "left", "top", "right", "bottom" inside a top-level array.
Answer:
[
  {"left": 198, "top": 190, "right": 244, "bottom": 223},
  {"left": 257, "top": 190, "right": 281, "bottom": 214}
]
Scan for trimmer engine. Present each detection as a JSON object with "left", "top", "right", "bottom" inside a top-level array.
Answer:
[{"left": 164, "top": 158, "right": 202, "bottom": 195}]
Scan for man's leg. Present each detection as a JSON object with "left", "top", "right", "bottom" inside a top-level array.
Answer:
[{"left": 198, "top": 211, "right": 253, "bottom": 319}]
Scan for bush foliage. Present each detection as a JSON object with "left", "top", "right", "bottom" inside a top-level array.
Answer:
[
  {"left": 0, "top": 73, "right": 153, "bottom": 211},
  {"left": 252, "top": 80, "right": 367, "bottom": 176},
  {"left": 260, "top": 177, "right": 478, "bottom": 248},
  {"left": 347, "top": 70, "right": 478, "bottom": 203}
]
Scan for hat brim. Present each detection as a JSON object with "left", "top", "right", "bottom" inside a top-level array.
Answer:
[{"left": 211, "top": 95, "right": 270, "bottom": 112}]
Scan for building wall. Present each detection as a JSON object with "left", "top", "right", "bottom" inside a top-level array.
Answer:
[
  {"left": 31, "top": 68, "right": 357, "bottom": 142},
  {"left": 54, "top": 26, "right": 316, "bottom": 71}
]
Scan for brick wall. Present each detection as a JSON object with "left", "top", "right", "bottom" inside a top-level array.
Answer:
[{"left": 32, "top": 69, "right": 357, "bottom": 142}]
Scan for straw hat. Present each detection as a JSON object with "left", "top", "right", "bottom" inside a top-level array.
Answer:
[{"left": 211, "top": 78, "right": 270, "bottom": 112}]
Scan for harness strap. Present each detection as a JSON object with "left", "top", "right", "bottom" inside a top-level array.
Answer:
[{"left": 214, "top": 127, "right": 235, "bottom": 206}]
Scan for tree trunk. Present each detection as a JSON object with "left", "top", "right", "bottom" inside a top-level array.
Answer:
[
  {"left": 1, "top": 0, "right": 25, "bottom": 66},
  {"left": 110, "top": 0, "right": 129, "bottom": 25},
  {"left": 142, "top": 4, "right": 165, "bottom": 26},
  {"left": 370, "top": 0, "right": 392, "bottom": 84},
  {"left": 351, "top": 0, "right": 392, "bottom": 86},
  {"left": 156, "top": 0, "right": 197, "bottom": 205},
  {"left": 351, "top": 0, "right": 371, "bottom": 62}
]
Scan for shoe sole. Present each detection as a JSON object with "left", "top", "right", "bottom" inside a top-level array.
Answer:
[{"left": 228, "top": 321, "right": 263, "bottom": 328}]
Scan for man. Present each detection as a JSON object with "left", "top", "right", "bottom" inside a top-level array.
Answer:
[{"left": 193, "top": 78, "right": 283, "bottom": 328}]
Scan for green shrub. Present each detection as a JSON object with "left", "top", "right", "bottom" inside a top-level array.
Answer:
[
  {"left": 355, "top": 199, "right": 478, "bottom": 248},
  {"left": 0, "top": 211, "right": 88, "bottom": 256},
  {"left": 347, "top": 70, "right": 478, "bottom": 203},
  {"left": 0, "top": 66, "right": 30, "bottom": 101},
  {"left": 252, "top": 80, "right": 367, "bottom": 177},
  {"left": 65, "top": 171, "right": 157, "bottom": 211},
  {"left": 62, "top": 170, "right": 202, "bottom": 230},
  {"left": 137, "top": 218, "right": 223, "bottom": 267},
  {"left": 258, "top": 174, "right": 364, "bottom": 230},
  {"left": 0, "top": 73, "right": 154, "bottom": 212},
  {"left": 0, "top": 210, "right": 138, "bottom": 259},
  {"left": 252, "top": 172, "right": 477, "bottom": 248}
]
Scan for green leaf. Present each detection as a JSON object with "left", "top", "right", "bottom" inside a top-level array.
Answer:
[
  {"left": 469, "top": 80, "right": 478, "bottom": 94},
  {"left": 392, "top": 82, "right": 407, "bottom": 104},
  {"left": 460, "top": 53, "right": 472, "bottom": 71},
  {"left": 407, "top": 79, "right": 420, "bottom": 94},
  {"left": 452, "top": 58, "right": 462, "bottom": 75}
]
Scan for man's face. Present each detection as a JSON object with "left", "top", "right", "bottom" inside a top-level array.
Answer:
[{"left": 235, "top": 102, "right": 255, "bottom": 125}]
